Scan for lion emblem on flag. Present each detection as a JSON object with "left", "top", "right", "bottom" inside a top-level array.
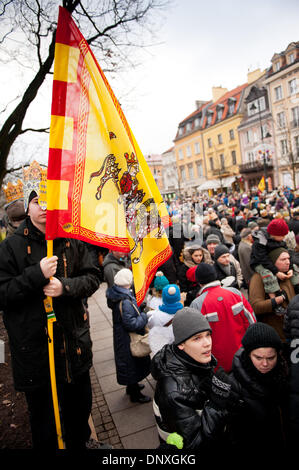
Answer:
[{"left": 89, "top": 151, "right": 164, "bottom": 263}]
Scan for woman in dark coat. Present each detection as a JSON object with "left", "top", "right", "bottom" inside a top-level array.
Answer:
[
  {"left": 228, "top": 323, "right": 288, "bottom": 456},
  {"left": 106, "top": 268, "right": 151, "bottom": 403}
]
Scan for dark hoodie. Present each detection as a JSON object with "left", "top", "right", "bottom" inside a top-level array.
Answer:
[
  {"left": 151, "top": 344, "right": 227, "bottom": 450},
  {"left": 228, "top": 347, "right": 288, "bottom": 453},
  {"left": 102, "top": 252, "right": 126, "bottom": 288}
]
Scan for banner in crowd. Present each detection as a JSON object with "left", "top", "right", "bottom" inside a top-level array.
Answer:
[
  {"left": 258, "top": 176, "right": 266, "bottom": 192},
  {"left": 46, "top": 7, "right": 171, "bottom": 304}
]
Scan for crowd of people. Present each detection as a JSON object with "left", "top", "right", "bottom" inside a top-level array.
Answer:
[{"left": 2, "top": 179, "right": 299, "bottom": 457}]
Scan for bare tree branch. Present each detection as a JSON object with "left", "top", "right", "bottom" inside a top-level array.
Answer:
[{"left": 0, "top": 0, "right": 171, "bottom": 186}]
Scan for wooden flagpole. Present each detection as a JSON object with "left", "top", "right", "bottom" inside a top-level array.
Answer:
[{"left": 43, "top": 239, "right": 65, "bottom": 449}]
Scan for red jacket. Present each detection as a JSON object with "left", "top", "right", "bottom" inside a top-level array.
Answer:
[{"left": 191, "top": 281, "right": 256, "bottom": 372}]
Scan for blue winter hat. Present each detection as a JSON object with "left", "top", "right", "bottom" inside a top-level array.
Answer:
[
  {"left": 159, "top": 284, "right": 183, "bottom": 315},
  {"left": 154, "top": 271, "right": 169, "bottom": 291}
]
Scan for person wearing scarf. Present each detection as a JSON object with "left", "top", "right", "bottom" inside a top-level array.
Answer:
[{"left": 227, "top": 323, "right": 288, "bottom": 456}]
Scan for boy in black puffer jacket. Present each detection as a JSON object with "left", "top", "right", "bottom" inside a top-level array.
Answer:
[{"left": 151, "top": 307, "right": 241, "bottom": 453}]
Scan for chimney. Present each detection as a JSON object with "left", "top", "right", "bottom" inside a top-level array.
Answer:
[
  {"left": 212, "top": 86, "right": 228, "bottom": 102},
  {"left": 195, "top": 100, "right": 207, "bottom": 109},
  {"left": 247, "top": 68, "right": 265, "bottom": 84}
]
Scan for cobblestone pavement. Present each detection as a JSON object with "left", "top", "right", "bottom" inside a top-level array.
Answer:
[{"left": 90, "top": 366, "right": 123, "bottom": 448}]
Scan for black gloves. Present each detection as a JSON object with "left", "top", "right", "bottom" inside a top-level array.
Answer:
[{"left": 210, "top": 367, "right": 241, "bottom": 412}]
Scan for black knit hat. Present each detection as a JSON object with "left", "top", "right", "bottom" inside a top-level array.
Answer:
[
  {"left": 195, "top": 263, "right": 217, "bottom": 285},
  {"left": 242, "top": 323, "right": 282, "bottom": 353},
  {"left": 214, "top": 244, "right": 230, "bottom": 261},
  {"left": 268, "top": 247, "right": 289, "bottom": 265},
  {"left": 173, "top": 307, "right": 212, "bottom": 345}
]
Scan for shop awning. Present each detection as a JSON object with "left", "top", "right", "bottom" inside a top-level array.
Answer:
[
  {"left": 197, "top": 179, "right": 220, "bottom": 190},
  {"left": 198, "top": 176, "right": 237, "bottom": 191}
]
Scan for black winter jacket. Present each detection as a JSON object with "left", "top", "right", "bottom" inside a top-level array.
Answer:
[
  {"left": 0, "top": 218, "right": 101, "bottom": 391},
  {"left": 151, "top": 344, "right": 227, "bottom": 450},
  {"left": 228, "top": 348, "right": 288, "bottom": 453},
  {"left": 106, "top": 285, "right": 151, "bottom": 385},
  {"left": 250, "top": 228, "right": 288, "bottom": 274},
  {"left": 284, "top": 295, "right": 299, "bottom": 442}
]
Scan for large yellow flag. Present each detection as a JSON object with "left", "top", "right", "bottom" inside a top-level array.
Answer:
[
  {"left": 258, "top": 176, "right": 265, "bottom": 192},
  {"left": 46, "top": 7, "right": 171, "bottom": 304}
]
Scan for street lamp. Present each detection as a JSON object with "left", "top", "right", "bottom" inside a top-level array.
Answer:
[{"left": 250, "top": 101, "right": 272, "bottom": 192}]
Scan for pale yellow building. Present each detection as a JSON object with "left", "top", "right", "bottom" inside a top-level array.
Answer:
[
  {"left": 199, "top": 84, "right": 248, "bottom": 192},
  {"left": 173, "top": 101, "right": 209, "bottom": 197},
  {"left": 264, "top": 41, "right": 299, "bottom": 188}
]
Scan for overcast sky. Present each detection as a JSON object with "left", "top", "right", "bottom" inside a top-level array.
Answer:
[
  {"left": 113, "top": 0, "right": 299, "bottom": 155},
  {"left": 2, "top": 0, "right": 299, "bottom": 168}
]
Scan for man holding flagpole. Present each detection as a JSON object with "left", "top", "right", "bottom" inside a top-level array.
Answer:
[
  {"left": 0, "top": 161, "right": 103, "bottom": 449},
  {"left": 0, "top": 4, "right": 171, "bottom": 449}
]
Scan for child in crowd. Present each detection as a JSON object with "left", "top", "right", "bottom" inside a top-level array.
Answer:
[
  {"left": 146, "top": 271, "right": 169, "bottom": 310},
  {"left": 147, "top": 284, "right": 183, "bottom": 355}
]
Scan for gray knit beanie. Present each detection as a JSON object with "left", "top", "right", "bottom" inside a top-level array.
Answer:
[
  {"left": 173, "top": 307, "right": 211, "bottom": 345},
  {"left": 206, "top": 234, "right": 220, "bottom": 245}
]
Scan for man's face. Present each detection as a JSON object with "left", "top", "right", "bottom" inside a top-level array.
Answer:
[
  {"left": 178, "top": 330, "right": 212, "bottom": 364},
  {"left": 207, "top": 243, "right": 218, "bottom": 255},
  {"left": 250, "top": 347, "right": 277, "bottom": 374},
  {"left": 217, "top": 253, "right": 230, "bottom": 265},
  {"left": 28, "top": 196, "right": 47, "bottom": 232},
  {"left": 275, "top": 252, "right": 290, "bottom": 273}
]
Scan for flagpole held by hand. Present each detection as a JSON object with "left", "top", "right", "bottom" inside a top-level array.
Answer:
[{"left": 43, "top": 239, "right": 65, "bottom": 449}]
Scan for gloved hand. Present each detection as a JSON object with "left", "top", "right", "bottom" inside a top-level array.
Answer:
[{"left": 210, "top": 368, "right": 241, "bottom": 411}]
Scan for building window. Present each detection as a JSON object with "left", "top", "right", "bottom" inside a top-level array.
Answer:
[
  {"left": 186, "top": 145, "right": 191, "bottom": 157},
  {"left": 292, "top": 106, "right": 299, "bottom": 127},
  {"left": 274, "top": 85, "right": 283, "bottom": 101},
  {"left": 208, "top": 138, "right": 212, "bottom": 148},
  {"left": 280, "top": 139, "right": 288, "bottom": 156},
  {"left": 188, "top": 164, "right": 194, "bottom": 179},
  {"left": 186, "top": 122, "right": 192, "bottom": 132},
  {"left": 247, "top": 151, "right": 254, "bottom": 163},
  {"left": 231, "top": 150, "right": 237, "bottom": 165},
  {"left": 195, "top": 142, "right": 200, "bottom": 154},
  {"left": 218, "top": 134, "right": 223, "bottom": 144},
  {"left": 277, "top": 111, "right": 286, "bottom": 128},
  {"left": 229, "top": 129, "right": 235, "bottom": 140},
  {"left": 180, "top": 166, "right": 186, "bottom": 180},
  {"left": 248, "top": 96, "right": 266, "bottom": 116},
  {"left": 289, "top": 78, "right": 297, "bottom": 95},
  {"left": 294, "top": 136, "right": 299, "bottom": 159},
  {"left": 217, "top": 108, "right": 223, "bottom": 120},
  {"left": 207, "top": 113, "right": 213, "bottom": 125},
  {"left": 289, "top": 53, "right": 295, "bottom": 64},
  {"left": 178, "top": 127, "right": 183, "bottom": 136},
  {"left": 178, "top": 149, "right": 183, "bottom": 160},
  {"left": 246, "top": 130, "right": 253, "bottom": 143},
  {"left": 197, "top": 162, "right": 203, "bottom": 177},
  {"left": 274, "top": 61, "right": 280, "bottom": 72},
  {"left": 194, "top": 117, "right": 200, "bottom": 127},
  {"left": 209, "top": 157, "right": 214, "bottom": 170},
  {"left": 219, "top": 154, "right": 225, "bottom": 170},
  {"left": 260, "top": 124, "right": 269, "bottom": 140},
  {"left": 228, "top": 101, "right": 235, "bottom": 114}
]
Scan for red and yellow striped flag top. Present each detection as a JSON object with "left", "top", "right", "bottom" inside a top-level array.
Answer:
[{"left": 46, "top": 7, "right": 171, "bottom": 304}]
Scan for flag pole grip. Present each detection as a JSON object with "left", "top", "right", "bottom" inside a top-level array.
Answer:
[{"left": 44, "top": 239, "right": 65, "bottom": 449}]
